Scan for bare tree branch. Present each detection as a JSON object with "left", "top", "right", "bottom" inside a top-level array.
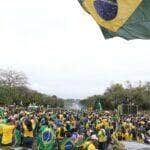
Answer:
[{"left": 0, "top": 69, "right": 28, "bottom": 87}]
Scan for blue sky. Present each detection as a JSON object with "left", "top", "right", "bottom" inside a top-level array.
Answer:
[{"left": 0, "top": 0, "right": 150, "bottom": 99}]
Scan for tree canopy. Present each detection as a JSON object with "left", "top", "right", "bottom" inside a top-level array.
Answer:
[
  {"left": 0, "top": 69, "right": 64, "bottom": 107},
  {"left": 80, "top": 81, "right": 150, "bottom": 110},
  {"left": 0, "top": 69, "right": 150, "bottom": 111}
]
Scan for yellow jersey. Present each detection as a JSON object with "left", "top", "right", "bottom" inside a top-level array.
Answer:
[
  {"left": 22, "top": 122, "right": 33, "bottom": 137},
  {"left": 1, "top": 124, "right": 15, "bottom": 145},
  {"left": 83, "top": 141, "right": 96, "bottom": 150},
  {"left": 98, "top": 129, "right": 107, "bottom": 142}
]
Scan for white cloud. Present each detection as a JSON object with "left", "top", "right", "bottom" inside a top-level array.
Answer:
[{"left": 0, "top": 0, "right": 150, "bottom": 98}]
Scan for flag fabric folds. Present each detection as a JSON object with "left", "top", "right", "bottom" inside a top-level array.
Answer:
[{"left": 78, "top": 0, "right": 150, "bottom": 40}]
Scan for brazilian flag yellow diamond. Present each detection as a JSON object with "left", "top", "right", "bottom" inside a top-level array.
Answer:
[{"left": 82, "top": 0, "right": 142, "bottom": 32}]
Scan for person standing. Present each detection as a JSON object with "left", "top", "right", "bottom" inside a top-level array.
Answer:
[
  {"left": 1, "top": 119, "right": 15, "bottom": 146},
  {"left": 22, "top": 118, "right": 34, "bottom": 148},
  {"left": 97, "top": 127, "right": 107, "bottom": 150}
]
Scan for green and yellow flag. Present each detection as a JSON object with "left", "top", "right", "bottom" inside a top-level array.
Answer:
[
  {"left": 78, "top": 0, "right": 150, "bottom": 40},
  {"left": 37, "top": 125, "right": 56, "bottom": 150}
]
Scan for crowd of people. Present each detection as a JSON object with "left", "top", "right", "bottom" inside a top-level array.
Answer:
[{"left": 0, "top": 106, "right": 149, "bottom": 150}]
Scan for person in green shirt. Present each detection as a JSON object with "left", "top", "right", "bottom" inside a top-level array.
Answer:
[{"left": 13, "top": 121, "right": 22, "bottom": 147}]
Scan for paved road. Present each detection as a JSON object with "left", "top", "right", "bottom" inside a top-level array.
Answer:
[
  {"left": 123, "top": 141, "right": 150, "bottom": 150},
  {"left": 0, "top": 142, "right": 150, "bottom": 150}
]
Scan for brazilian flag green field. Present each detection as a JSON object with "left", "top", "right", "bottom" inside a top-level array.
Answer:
[{"left": 78, "top": 0, "right": 150, "bottom": 40}]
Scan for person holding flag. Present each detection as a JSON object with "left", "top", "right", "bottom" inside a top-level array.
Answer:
[
  {"left": 37, "top": 117, "right": 56, "bottom": 150},
  {"left": 95, "top": 101, "right": 103, "bottom": 112}
]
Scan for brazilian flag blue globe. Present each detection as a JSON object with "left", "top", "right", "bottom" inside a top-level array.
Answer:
[{"left": 78, "top": 0, "right": 150, "bottom": 40}]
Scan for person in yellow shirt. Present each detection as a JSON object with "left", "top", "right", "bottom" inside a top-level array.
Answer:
[
  {"left": 86, "top": 142, "right": 96, "bottom": 150},
  {"left": 56, "top": 126, "right": 64, "bottom": 140},
  {"left": 97, "top": 128, "right": 107, "bottom": 150},
  {"left": 124, "top": 129, "right": 132, "bottom": 141},
  {"left": 116, "top": 130, "right": 122, "bottom": 141},
  {"left": 1, "top": 119, "right": 15, "bottom": 146},
  {"left": 82, "top": 139, "right": 96, "bottom": 150},
  {"left": 22, "top": 118, "right": 34, "bottom": 148},
  {"left": 102, "top": 119, "right": 109, "bottom": 128},
  {"left": 124, "top": 131, "right": 130, "bottom": 141}
]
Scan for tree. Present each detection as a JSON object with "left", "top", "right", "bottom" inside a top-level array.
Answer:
[
  {"left": 104, "top": 83, "right": 125, "bottom": 108},
  {"left": 0, "top": 69, "right": 28, "bottom": 87},
  {"left": 80, "top": 81, "right": 150, "bottom": 111}
]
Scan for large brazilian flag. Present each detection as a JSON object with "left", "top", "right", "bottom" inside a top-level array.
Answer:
[{"left": 78, "top": 0, "right": 150, "bottom": 40}]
